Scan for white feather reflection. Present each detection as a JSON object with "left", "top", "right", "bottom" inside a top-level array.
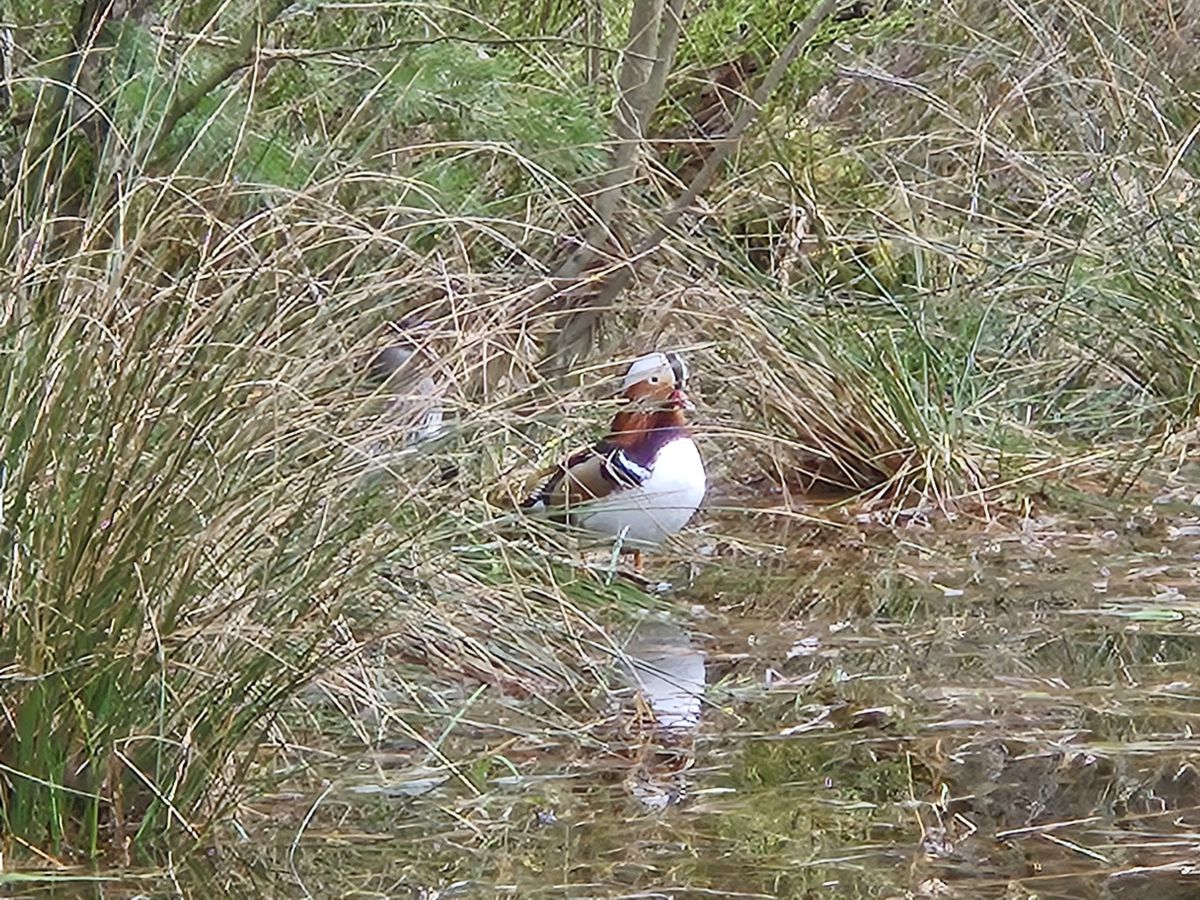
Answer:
[{"left": 621, "top": 619, "right": 706, "bottom": 732}]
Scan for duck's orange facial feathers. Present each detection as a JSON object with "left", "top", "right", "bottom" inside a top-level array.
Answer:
[
  {"left": 622, "top": 377, "right": 673, "bottom": 404},
  {"left": 607, "top": 358, "right": 696, "bottom": 448},
  {"left": 608, "top": 397, "right": 691, "bottom": 450}
]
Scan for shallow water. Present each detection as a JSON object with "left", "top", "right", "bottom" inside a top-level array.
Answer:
[{"left": 15, "top": 479, "right": 1200, "bottom": 898}]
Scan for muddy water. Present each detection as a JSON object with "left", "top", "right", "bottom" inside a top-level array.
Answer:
[
  {"left": 18, "top": 482, "right": 1200, "bottom": 898},
  {"left": 250, "top": 484, "right": 1200, "bottom": 899}
]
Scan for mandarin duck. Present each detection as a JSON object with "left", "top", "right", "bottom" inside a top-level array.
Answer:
[{"left": 524, "top": 351, "right": 706, "bottom": 568}]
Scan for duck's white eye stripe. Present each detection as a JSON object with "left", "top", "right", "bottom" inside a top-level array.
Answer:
[
  {"left": 668, "top": 352, "right": 688, "bottom": 388},
  {"left": 606, "top": 450, "right": 651, "bottom": 485}
]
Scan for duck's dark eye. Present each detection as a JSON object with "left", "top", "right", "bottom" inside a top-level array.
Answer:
[{"left": 650, "top": 375, "right": 660, "bottom": 383}]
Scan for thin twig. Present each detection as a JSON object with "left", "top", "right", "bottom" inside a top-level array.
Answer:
[
  {"left": 150, "top": 28, "right": 644, "bottom": 62},
  {"left": 147, "top": 0, "right": 292, "bottom": 165}
]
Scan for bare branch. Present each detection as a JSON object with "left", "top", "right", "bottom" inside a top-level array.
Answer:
[
  {"left": 585, "top": 0, "right": 603, "bottom": 84},
  {"left": 590, "top": 0, "right": 665, "bottom": 231},
  {"left": 0, "top": 25, "right": 11, "bottom": 193},
  {"left": 638, "top": 0, "right": 686, "bottom": 135},
  {"left": 532, "top": 0, "right": 668, "bottom": 295},
  {"left": 551, "top": 0, "right": 842, "bottom": 363},
  {"left": 0, "top": 26, "right": 12, "bottom": 117}
]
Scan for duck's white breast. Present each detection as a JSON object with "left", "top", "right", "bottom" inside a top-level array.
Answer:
[{"left": 573, "top": 438, "right": 706, "bottom": 545}]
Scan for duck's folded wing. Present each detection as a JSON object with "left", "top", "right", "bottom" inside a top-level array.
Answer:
[{"left": 524, "top": 441, "right": 650, "bottom": 510}]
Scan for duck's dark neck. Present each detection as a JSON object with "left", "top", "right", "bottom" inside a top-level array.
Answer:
[{"left": 607, "top": 408, "right": 690, "bottom": 466}]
